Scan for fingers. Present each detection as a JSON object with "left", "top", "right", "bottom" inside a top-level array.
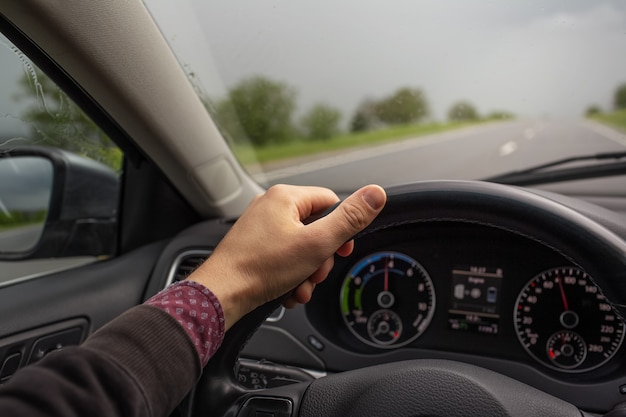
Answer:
[
  {"left": 283, "top": 280, "right": 315, "bottom": 308},
  {"left": 270, "top": 185, "right": 340, "bottom": 222},
  {"left": 336, "top": 240, "right": 355, "bottom": 257},
  {"left": 308, "top": 184, "right": 386, "bottom": 250},
  {"left": 283, "top": 257, "right": 335, "bottom": 308},
  {"left": 309, "top": 257, "right": 335, "bottom": 284},
  {"left": 283, "top": 185, "right": 386, "bottom": 309}
]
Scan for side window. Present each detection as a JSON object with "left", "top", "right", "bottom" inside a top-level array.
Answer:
[{"left": 0, "top": 34, "right": 122, "bottom": 284}]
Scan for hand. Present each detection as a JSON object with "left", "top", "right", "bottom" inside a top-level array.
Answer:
[{"left": 187, "top": 184, "right": 387, "bottom": 329}]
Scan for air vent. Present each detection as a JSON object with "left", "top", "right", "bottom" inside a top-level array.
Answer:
[{"left": 165, "top": 250, "right": 212, "bottom": 288}]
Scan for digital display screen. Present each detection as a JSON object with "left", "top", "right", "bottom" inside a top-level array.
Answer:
[{"left": 448, "top": 266, "right": 503, "bottom": 335}]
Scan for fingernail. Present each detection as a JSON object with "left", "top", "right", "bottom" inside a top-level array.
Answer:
[{"left": 362, "top": 186, "right": 386, "bottom": 210}]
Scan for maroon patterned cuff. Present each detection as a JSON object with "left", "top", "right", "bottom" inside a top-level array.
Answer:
[{"left": 146, "top": 280, "right": 225, "bottom": 367}]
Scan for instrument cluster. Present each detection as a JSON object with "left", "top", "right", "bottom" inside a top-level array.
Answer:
[{"left": 308, "top": 221, "right": 626, "bottom": 375}]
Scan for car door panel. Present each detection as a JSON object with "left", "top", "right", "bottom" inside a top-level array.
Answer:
[{"left": 0, "top": 240, "right": 168, "bottom": 382}]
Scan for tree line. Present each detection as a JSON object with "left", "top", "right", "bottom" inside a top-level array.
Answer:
[
  {"left": 12, "top": 69, "right": 515, "bottom": 165},
  {"left": 586, "top": 83, "right": 626, "bottom": 117},
  {"left": 12, "top": 68, "right": 122, "bottom": 171},
  {"left": 0, "top": 209, "right": 46, "bottom": 228},
  {"left": 215, "top": 75, "right": 513, "bottom": 147}
]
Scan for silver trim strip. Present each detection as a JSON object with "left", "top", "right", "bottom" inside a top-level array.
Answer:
[
  {"left": 164, "top": 249, "right": 212, "bottom": 288},
  {"left": 266, "top": 306, "right": 286, "bottom": 322}
]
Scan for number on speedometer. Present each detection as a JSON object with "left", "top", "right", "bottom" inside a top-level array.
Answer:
[{"left": 514, "top": 267, "right": 625, "bottom": 372}]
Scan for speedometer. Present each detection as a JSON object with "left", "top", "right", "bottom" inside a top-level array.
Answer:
[
  {"left": 340, "top": 251, "right": 435, "bottom": 348},
  {"left": 514, "top": 266, "right": 625, "bottom": 373}
]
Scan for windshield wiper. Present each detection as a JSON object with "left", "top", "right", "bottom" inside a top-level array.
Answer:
[{"left": 484, "top": 151, "right": 626, "bottom": 186}]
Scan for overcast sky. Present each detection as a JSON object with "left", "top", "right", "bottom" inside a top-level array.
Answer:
[{"left": 147, "top": 0, "right": 626, "bottom": 121}]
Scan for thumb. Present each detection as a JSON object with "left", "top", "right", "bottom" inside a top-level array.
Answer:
[{"left": 311, "top": 184, "right": 386, "bottom": 249}]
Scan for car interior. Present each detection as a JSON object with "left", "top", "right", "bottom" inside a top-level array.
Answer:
[{"left": 1, "top": 1, "right": 626, "bottom": 416}]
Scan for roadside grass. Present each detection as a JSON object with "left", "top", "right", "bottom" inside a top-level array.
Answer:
[
  {"left": 232, "top": 119, "right": 494, "bottom": 167},
  {"left": 590, "top": 110, "right": 626, "bottom": 132},
  {"left": 0, "top": 221, "right": 41, "bottom": 232},
  {"left": 0, "top": 211, "right": 46, "bottom": 232}
]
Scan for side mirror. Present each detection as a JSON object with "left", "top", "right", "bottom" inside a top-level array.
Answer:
[{"left": 0, "top": 147, "right": 119, "bottom": 260}]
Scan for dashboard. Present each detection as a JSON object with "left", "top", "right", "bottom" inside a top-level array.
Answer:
[{"left": 151, "top": 181, "right": 626, "bottom": 413}]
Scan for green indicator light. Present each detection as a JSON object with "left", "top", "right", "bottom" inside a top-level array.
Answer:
[
  {"left": 355, "top": 287, "right": 363, "bottom": 310},
  {"left": 341, "top": 279, "right": 351, "bottom": 314}
]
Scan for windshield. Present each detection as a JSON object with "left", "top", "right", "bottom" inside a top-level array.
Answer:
[{"left": 144, "top": 0, "right": 626, "bottom": 191}]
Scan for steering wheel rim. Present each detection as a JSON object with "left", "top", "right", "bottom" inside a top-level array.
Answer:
[{"left": 194, "top": 180, "right": 626, "bottom": 416}]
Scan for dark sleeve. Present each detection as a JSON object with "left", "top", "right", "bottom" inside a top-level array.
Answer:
[{"left": 0, "top": 305, "right": 201, "bottom": 417}]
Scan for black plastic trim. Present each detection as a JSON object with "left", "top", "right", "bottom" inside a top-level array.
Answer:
[
  {"left": 0, "top": 318, "right": 88, "bottom": 383},
  {"left": 486, "top": 162, "right": 626, "bottom": 186}
]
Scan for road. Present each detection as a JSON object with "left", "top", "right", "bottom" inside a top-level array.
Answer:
[
  {"left": 0, "top": 224, "right": 95, "bottom": 285},
  {"left": 0, "top": 224, "right": 43, "bottom": 252},
  {"left": 0, "top": 225, "right": 100, "bottom": 285},
  {"left": 256, "top": 119, "right": 626, "bottom": 191}
]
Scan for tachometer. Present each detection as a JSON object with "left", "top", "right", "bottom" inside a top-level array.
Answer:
[
  {"left": 514, "top": 266, "right": 624, "bottom": 372},
  {"left": 340, "top": 251, "right": 435, "bottom": 348}
]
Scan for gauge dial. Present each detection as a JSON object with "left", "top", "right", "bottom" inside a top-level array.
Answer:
[
  {"left": 340, "top": 251, "right": 435, "bottom": 348},
  {"left": 367, "top": 309, "right": 402, "bottom": 345},
  {"left": 514, "top": 267, "right": 625, "bottom": 372},
  {"left": 546, "top": 330, "right": 587, "bottom": 370}
]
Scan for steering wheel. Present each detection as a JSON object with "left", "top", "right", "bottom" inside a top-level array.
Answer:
[{"left": 193, "top": 180, "right": 626, "bottom": 417}]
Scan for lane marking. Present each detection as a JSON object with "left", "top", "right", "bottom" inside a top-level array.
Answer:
[
  {"left": 256, "top": 122, "right": 518, "bottom": 182},
  {"left": 580, "top": 120, "right": 626, "bottom": 147},
  {"left": 499, "top": 141, "right": 518, "bottom": 157},
  {"left": 524, "top": 128, "right": 535, "bottom": 140}
]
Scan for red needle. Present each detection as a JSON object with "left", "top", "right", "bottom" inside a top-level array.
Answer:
[
  {"left": 557, "top": 277, "right": 569, "bottom": 311},
  {"left": 384, "top": 258, "right": 389, "bottom": 292}
]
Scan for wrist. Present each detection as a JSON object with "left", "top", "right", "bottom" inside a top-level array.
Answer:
[{"left": 187, "top": 257, "right": 256, "bottom": 330}]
